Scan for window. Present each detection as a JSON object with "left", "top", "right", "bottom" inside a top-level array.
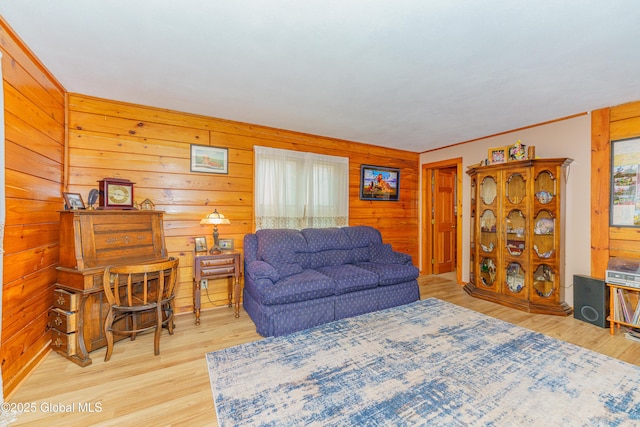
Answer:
[{"left": 254, "top": 146, "right": 348, "bottom": 230}]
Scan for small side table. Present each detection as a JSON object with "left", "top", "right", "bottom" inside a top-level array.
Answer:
[{"left": 193, "top": 251, "right": 242, "bottom": 325}]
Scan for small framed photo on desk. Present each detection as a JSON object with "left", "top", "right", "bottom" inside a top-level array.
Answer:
[
  {"left": 194, "top": 236, "right": 207, "bottom": 253},
  {"left": 219, "top": 239, "right": 234, "bottom": 251}
]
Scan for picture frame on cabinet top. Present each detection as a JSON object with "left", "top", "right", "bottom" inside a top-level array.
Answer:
[
  {"left": 63, "top": 192, "right": 85, "bottom": 210},
  {"left": 488, "top": 146, "right": 507, "bottom": 164}
]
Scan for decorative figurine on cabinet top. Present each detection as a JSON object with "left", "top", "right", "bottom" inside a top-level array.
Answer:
[
  {"left": 508, "top": 140, "right": 527, "bottom": 161},
  {"left": 139, "top": 198, "right": 155, "bottom": 211}
]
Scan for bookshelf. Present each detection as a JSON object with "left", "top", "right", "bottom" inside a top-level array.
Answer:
[{"left": 607, "top": 283, "right": 640, "bottom": 336}]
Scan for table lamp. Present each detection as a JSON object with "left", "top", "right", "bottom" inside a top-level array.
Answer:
[{"left": 200, "top": 209, "right": 231, "bottom": 254}]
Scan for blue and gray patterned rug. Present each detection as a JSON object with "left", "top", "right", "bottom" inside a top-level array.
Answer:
[{"left": 207, "top": 298, "right": 640, "bottom": 426}]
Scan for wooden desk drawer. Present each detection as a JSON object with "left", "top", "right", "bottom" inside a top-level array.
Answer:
[
  {"left": 200, "top": 258, "right": 234, "bottom": 267},
  {"left": 201, "top": 266, "right": 235, "bottom": 276},
  {"left": 49, "top": 308, "right": 77, "bottom": 333},
  {"left": 51, "top": 329, "right": 77, "bottom": 357},
  {"left": 53, "top": 289, "right": 80, "bottom": 311}
]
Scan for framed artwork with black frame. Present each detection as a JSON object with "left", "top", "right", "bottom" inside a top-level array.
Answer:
[
  {"left": 360, "top": 164, "right": 400, "bottom": 201},
  {"left": 610, "top": 137, "right": 640, "bottom": 227},
  {"left": 62, "top": 192, "right": 86, "bottom": 210},
  {"left": 190, "top": 144, "right": 229, "bottom": 174}
]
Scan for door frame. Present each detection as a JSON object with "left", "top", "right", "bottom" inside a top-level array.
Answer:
[{"left": 421, "top": 157, "right": 463, "bottom": 284}]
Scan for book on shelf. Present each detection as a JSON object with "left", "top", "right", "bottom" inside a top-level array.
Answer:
[
  {"left": 632, "top": 296, "right": 640, "bottom": 325},
  {"left": 618, "top": 288, "right": 633, "bottom": 323},
  {"left": 615, "top": 288, "right": 640, "bottom": 325}
]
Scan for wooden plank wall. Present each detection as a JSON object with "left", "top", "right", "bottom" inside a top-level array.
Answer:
[
  {"left": 591, "top": 100, "right": 640, "bottom": 277},
  {"left": 0, "top": 18, "right": 66, "bottom": 396},
  {"left": 66, "top": 94, "right": 419, "bottom": 317}
]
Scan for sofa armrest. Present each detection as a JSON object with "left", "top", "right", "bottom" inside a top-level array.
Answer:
[{"left": 246, "top": 260, "right": 280, "bottom": 282}]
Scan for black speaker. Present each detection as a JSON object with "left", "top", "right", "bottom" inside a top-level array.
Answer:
[{"left": 573, "top": 274, "right": 608, "bottom": 328}]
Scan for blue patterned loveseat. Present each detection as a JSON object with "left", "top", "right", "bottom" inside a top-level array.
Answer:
[{"left": 242, "top": 226, "right": 420, "bottom": 336}]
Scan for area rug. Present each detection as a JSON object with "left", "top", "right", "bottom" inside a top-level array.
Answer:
[{"left": 207, "top": 298, "right": 640, "bottom": 426}]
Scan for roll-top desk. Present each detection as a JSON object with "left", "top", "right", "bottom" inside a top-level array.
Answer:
[{"left": 50, "top": 210, "right": 168, "bottom": 366}]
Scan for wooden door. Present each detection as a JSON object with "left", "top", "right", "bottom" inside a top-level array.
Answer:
[{"left": 434, "top": 167, "right": 457, "bottom": 273}]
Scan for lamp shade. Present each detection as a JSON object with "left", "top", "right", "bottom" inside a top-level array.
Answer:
[{"left": 200, "top": 209, "right": 230, "bottom": 225}]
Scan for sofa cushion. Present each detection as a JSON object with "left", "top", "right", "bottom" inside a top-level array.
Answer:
[
  {"left": 300, "top": 228, "right": 355, "bottom": 268},
  {"left": 342, "top": 226, "right": 383, "bottom": 262},
  {"left": 260, "top": 269, "right": 335, "bottom": 305},
  {"left": 256, "top": 229, "right": 306, "bottom": 278},
  {"left": 302, "top": 227, "right": 352, "bottom": 251},
  {"left": 354, "top": 262, "right": 420, "bottom": 286},
  {"left": 315, "top": 265, "right": 379, "bottom": 295},
  {"left": 300, "top": 249, "right": 354, "bottom": 269}
]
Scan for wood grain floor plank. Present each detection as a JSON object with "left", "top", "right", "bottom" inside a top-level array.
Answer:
[{"left": 7, "top": 274, "right": 640, "bottom": 426}]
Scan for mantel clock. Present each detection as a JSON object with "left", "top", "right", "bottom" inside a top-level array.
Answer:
[{"left": 98, "top": 178, "right": 135, "bottom": 209}]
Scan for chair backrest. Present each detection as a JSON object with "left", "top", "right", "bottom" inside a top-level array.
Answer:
[{"left": 103, "top": 258, "right": 179, "bottom": 308}]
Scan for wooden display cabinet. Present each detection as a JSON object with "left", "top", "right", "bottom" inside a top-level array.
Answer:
[{"left": 465, "top": 158, "right": 573, "bottom": 315}]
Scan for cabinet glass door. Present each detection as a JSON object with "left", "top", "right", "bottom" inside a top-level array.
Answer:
[
  {"left": 506, "top": 262, "right": 526, "bottom": 294},
  {"left": 480, "top": 176, "right": 497, "bottom": 205},
  {"left": 506, "top": 173, "right": 526, "bottom": 204},
  {"left": 480, "top": 210, "right": 497, "bottom": 253},
  {"left": 533, "top": 209, "right": 555, "bottom": 259},
  {"left": 505, "top": 209, "right": 526, "bottom": 256},
  {"left": 533, "top": 264, "right": 555, "bottom": 298},
  {"left": 480, "top": 257, "right": 497, "bottom": 287},
  {"left": 534, "top": 170, "right": 556, "bottom": 205}
]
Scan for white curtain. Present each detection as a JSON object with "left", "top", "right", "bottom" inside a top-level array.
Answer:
[{"left": 254, "top": 146, "right": 348, "bottom": 230}]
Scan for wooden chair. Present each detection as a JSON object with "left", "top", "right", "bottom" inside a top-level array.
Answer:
[{"left": 103, "top": 257, "right": 179, "bottom": 362}]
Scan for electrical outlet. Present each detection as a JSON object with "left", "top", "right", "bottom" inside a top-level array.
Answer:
[{"left": 201, "top": 279, "right": 208, "bottom": 289}]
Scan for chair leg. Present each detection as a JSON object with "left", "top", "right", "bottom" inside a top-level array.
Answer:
[
  {"left": 154, "top": 305, "right": 162, "bottom": 356},
  {"left": 166, "top": 301, "right": 175, "bottom": 335},
  {"left": 104, "top": 308, "right": 114, "bottom": 362},
  {"left": 131, "top": 314, "right": 137, "bottom": 341}
]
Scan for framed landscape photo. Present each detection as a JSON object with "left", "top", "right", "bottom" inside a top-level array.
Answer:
[
  {"left": 360, "top": 165, "right": 400, "bottom": 201},
  {"left": 610, "top": 137, "right": 640, "bottom": 227},
  {"left": 194, "top": 236, "right": 208, "bottom": 253},
  {"left": 190, "top": 144, "right": 229, "bottom": 174},
  {"left": 62, "top": 192, "right": 85, "bottom": 210}
]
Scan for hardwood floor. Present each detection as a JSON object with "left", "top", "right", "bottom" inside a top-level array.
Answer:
[{"left": 7, "top": 275, "right": 640, "bottom": 426}]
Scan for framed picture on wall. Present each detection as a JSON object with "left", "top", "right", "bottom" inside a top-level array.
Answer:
[
  {"left": 610, "top": 137, "right": 640, "bottom": 227},
  {"left": 360, "top": 165, "right": 400, "bottom": 201},
  {"left": 190, "top": 144, "right": 229, "bottom": 174}
]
